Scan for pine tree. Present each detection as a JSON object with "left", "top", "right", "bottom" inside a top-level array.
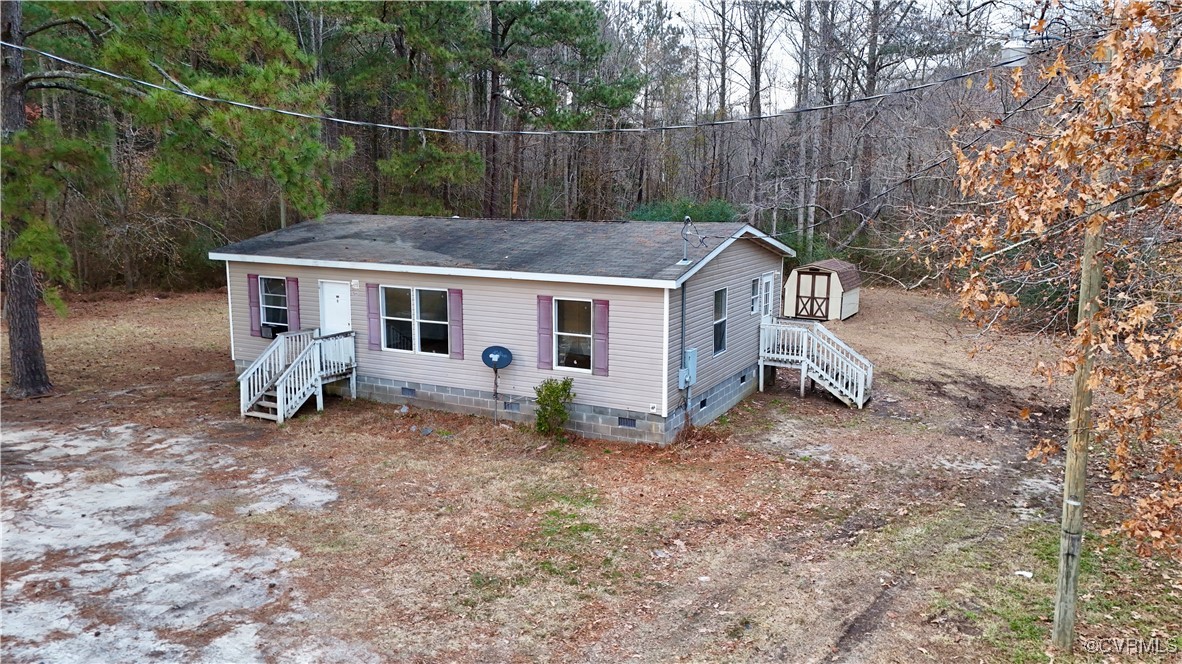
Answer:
[{"left": 2, "top": 1, "right": 349, "bottom": 396}]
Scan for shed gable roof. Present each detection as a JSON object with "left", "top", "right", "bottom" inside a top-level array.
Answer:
[
  {"left": 798, "top": 259, "right": 862, "bottom": 290},
  {"left": 209, "top": 214, "right": 794, "bottom": 287}
]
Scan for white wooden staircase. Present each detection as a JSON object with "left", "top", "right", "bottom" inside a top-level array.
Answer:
[
  {"left": 238, "top": 329, "right": 357, "bottom": 423},
  {"left": 759, "top": 319, "right": 873, "bottom": 408}
]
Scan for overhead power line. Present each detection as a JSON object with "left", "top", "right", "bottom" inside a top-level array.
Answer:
[{"left": 3, "top": 40, "right": 1055, "bottom": 137}]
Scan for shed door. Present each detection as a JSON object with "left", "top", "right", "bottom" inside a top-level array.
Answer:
[
  {"left": 796, "top": 270, "right": 830, "bottom": 320},
  {"left": 319, "top": 281, "right": 353, "bottom": 336}
]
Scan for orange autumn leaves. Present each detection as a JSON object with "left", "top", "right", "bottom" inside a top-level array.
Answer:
[{"left": 948, "top": 2, "right": 1181, "bottom": 556}]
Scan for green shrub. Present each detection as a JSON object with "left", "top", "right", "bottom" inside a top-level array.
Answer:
[
  {"left": 628, "top": 198, "right": 738, "bottom": 222},
  {"left": 534, "top": 377, "right": 575, "bottom": 437}
]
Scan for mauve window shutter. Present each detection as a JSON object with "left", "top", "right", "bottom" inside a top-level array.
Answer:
[
  {"left": 592, "top": 299, "right": 609, "bottom": 376},
  {"left": 286, "top": 277, "right": 300, "bottom": 331},
  {"left": 537, "top": 295, "right": 553, "bottom": 369},
  {"left": 247, "top": 274, "right": 261, "bottom": 337},
  {"left": 448, "top": 288, "right": 464, "bottom": 360},
  {"left": 366, "top": 283, "right": 381, "bottom": 350}
]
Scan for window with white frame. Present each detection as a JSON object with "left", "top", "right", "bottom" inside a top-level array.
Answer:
[
  {"left": 713, "top": 288, "right": 727, "bottom": 355},
  {"left": 554, "top": 299, "right": 592, "bottom": 370},
  {"left": 381, "top": 286, "right": 449, "bottom": 354},
  {"left": 750, "top": 278, "right": 759, "bottom": 314},
  {"left": 416, "top": 289, "right": 449, "bottom": 355},
  {"left": 259, "top": 276, "right": 289, "bottom": 332}
]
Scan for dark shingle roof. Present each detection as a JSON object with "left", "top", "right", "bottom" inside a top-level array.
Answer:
[
  {"left": 211, "top": 214, "right": 789, "bottom": 282},
  {"left": 800, "top": 258, "right": 862, "bottom": 289}
]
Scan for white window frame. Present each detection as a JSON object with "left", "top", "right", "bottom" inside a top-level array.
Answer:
[
  {"left": 713, "top": 287, "right": 727, "bottom": 356},
  {"left": 379, "top": 285, "right": 450, "bottom": 355},
  {"left": 414, "top": 288, "right": 450, "bottom": 356},
  {"left": 750, "top": 278, "right": 760, "bottom": 315},
  {"left": 553, "top": 297, "right": 593, "bottom": 373},
  {"left": 258, "top": 275, "right": 289, "bottom": 331}
]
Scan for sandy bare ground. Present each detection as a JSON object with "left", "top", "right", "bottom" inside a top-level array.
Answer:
[
  {"left": 2, "top": 289, "right": 1178, "bottom": 663},
  {"left": 1, "top": 423, "right": 373, "bottom": 662}
]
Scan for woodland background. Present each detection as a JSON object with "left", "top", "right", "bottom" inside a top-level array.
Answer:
[{"left": 9, "top": 0, "right": 1048, "bottom": 293}]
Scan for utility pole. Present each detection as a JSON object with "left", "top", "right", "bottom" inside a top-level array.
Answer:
[{"left": 1051, "top": 216, "right": 1104, "bottom": 650}]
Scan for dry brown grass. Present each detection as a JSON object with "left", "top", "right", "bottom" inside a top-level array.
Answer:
[{"left": 4, "top": 289, "right": 1178, "bottom": 662}]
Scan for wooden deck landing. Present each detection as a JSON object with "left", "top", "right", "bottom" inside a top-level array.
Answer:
[{"left": 759, "top": 319, "right": 873, "bottom": 408}]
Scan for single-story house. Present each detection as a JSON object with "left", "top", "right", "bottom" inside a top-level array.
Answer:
[
  {"left": 784, "top": 258, "right": 862, "bottom": 321},
  {"left": 209, "top": 214, "right": 795, "bottom": 444}
]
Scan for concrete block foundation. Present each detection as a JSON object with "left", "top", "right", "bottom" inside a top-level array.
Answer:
[{"left": 234, "top": 360, "right": 759, "bottom": 445}]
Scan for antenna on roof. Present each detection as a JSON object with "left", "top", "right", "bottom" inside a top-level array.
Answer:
[{"left": 678, "top": 216, "right": 693, "bottom": 265}]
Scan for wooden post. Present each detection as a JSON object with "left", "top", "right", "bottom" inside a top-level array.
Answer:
[{"left": 1051, "top": 218, "right": 1104, "bottom": 651}]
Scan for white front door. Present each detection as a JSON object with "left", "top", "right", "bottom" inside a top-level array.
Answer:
[
  {"left": 760, "top": 271, "right": 776, "bottom": 323},
  {"left": 319, "top": 281, "right": 352, "bottom": 336}
]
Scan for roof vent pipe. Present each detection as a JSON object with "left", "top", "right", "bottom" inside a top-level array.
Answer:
[{"left": 678, "top": 216, "right": 693, "bottom": 265}]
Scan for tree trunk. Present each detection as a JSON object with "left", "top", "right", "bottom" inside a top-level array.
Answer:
[
  {"left": 795, "top": 0, "right": 811, "bottom": 244},
  {"left": 369, "top": 121, "right": 381, "bottom": 212},
  {"left": 483, "top": 0, "right": 503, "bottom": 218},
  {"left": 2, "top": 0, "right": 53, "bottom": 397},
  {"left": 637, "top": 85, "right": 650, "bottom": 205},
  {"left": 806, "top": 121, "right": 819, "bottom": 256},
  {"left": 2, "top": 0, "right": 24, "bottom": 141},
  {"left": 563, "top": 136, "right": 573, "bottom": 218},
  {"left": 3, "top": 260, "right": 52, "bottom": 397},
  {"left": 510, "top": 115, "right": 523, "bottom": 218},
  {"left": 856, "top": 0, "right": 880, "bottom": 207},
  {"left": 816, "top": 1, "right": 835, "bottom": 246},
  {"left": 796, "top": 120, "right": 807, "bottom": 243},
  {"left": 744, "top": 0, "right": 770, "bottom": 224},
  {"left": 713, "top": 0, "right": 729, "bottom": 200}
]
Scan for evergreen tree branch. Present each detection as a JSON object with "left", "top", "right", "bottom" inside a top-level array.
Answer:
[
  {"left": 149, "top": 61, "right": 194, "bottom": 94},
  {"left": 17, "top": 70, "right": 143, "bottom": 98},
  {"left": 24, "top": 17, "right": 100, "bottom": 44},
  {"left": 25, "top": 80, "right": 111, "bottom": 100}
]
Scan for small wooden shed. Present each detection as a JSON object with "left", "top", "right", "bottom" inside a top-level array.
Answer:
[{"left": 784, "top": 259, "right": 861, "bottom": 321}]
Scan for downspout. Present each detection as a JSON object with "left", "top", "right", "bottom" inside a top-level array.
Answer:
[
  {"left": 680, "top": 283, "right": 691, "bottom": 430},
  {"left": 678, "top": 216, "right": 693, "bottom": 432}
]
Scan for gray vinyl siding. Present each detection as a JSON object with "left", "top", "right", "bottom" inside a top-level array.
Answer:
[
  {"left": 666, "top": 240, "right": 783, "bottom": 413},
  {"left": 667, "top": 285, "right": 683, "bottom": 405},
  {"left": 226, "top": 263, "right": 667, "bottom": 414}
]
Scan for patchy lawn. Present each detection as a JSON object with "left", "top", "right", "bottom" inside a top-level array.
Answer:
[{"left": 2, "top": 288, "right": 1178, "bottom": 662}]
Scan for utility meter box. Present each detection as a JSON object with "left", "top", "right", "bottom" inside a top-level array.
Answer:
[{"left": 678, "top": 348, "right": 698, "bottom": 389}]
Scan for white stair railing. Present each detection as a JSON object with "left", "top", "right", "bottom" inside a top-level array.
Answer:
[
  {"left": 238, "top": 329, "right": 317, "bottom": 416},
  {"left": 316, "top": 331, "right": 357, "bottom": 376},
  {"left": 807, "top": 321, "right": 873, "bottom": 392},
  {"left": 759, "top": 319, "right": 873, "bottom": 408},
  {"left": 274, "top": 342, "right": 322, "bottom": 424}
]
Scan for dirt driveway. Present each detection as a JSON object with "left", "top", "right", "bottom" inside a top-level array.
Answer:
[{"left": 3, "top": 289, "right": 1177, "bottom": 662}]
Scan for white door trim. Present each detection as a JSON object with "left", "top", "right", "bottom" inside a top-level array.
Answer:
[{"left": 760, "top": 271, "right": 776, "bottom": 323}]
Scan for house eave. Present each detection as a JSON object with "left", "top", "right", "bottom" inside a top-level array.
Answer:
[{"left": 208, "top": 252, "right": 679, "bottom": 289}]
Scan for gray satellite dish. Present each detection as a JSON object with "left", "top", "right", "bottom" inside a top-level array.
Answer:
[
  {"left": 482, "top": 346, "right": 512, "bottom": 369},
  {"left": 482, "top": 346, "right": 512, "bottom": 401}
]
